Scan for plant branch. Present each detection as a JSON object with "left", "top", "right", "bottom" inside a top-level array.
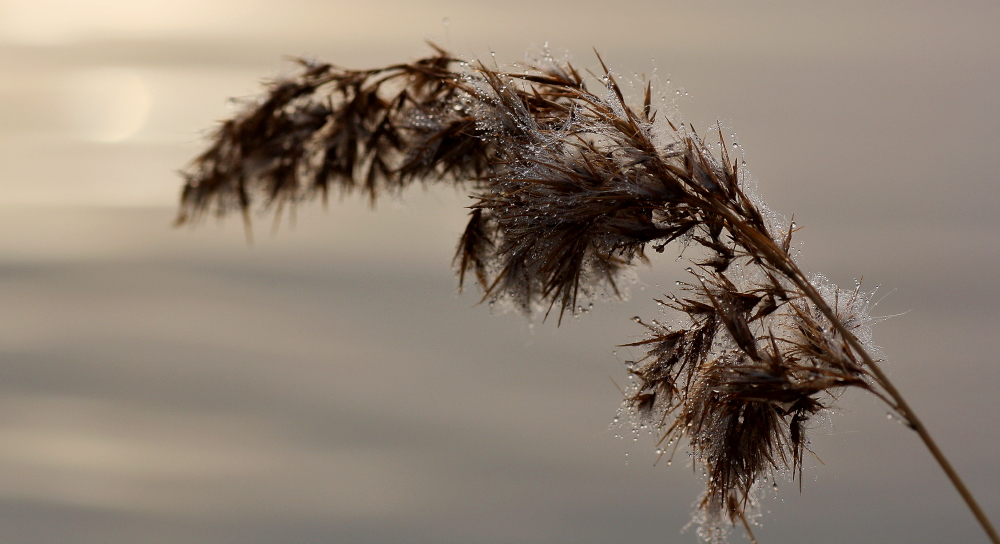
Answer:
[
  {"left": 788, "top": 266, "right": 1000, "bottom": 544},
  {"left": 179, "top": 46, "right": 998, "bottom": 543}
]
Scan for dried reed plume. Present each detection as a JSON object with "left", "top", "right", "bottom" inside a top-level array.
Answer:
[{"left": 178, "top": 45, "right": 999, "bottom": 543}]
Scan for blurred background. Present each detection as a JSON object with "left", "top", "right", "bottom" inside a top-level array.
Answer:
[{"left": 1, "top": 1, "right": 999, "bottom": 542}]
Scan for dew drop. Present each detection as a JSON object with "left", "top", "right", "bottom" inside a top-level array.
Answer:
[
  {"left": 666, "top": 460, "right": 672, "bottom": 466},
  {"left": 773, "top": 483, "right": 779, "bottom": 491},
  {"left": 632, "top": 316, "right": 642, "bottom": 323}
]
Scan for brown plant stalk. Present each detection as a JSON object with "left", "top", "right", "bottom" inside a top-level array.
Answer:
[{"left": 177, "top": 45, "right": 998, "bottom": 543}]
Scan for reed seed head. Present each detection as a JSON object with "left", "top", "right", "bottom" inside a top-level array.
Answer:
[{"left": 179, "top": 45, "right": 889, "bottom": 542}]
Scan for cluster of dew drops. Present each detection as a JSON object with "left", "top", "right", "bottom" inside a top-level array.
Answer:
[{"left": 609, "top": 351, "right": 669, "bottom": 466}]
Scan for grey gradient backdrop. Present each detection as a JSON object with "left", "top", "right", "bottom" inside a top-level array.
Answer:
[{"left": 1, "top": 1, "right": 999, "bottom": 542}]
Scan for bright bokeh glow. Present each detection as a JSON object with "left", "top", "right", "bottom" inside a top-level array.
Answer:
[
  {"left": 65, "top": 68, "right": 153, "bottom": 142},
  {"left": 0, "top": 0, "right": 261, "bottom": 45}
]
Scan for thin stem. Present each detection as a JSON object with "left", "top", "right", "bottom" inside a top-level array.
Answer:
[
  {"left": 712, "top": 202, "right": 998, "bottom": 542},
  {"left": 789, "top": 269, "right": 1000, "bottom": 544},
  {"left": 737, "top": 509, "right": 759, "bottom": 544}
]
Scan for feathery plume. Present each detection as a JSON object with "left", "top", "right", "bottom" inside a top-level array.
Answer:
[{"left": 178, "top": 45, "right": 999, "bottom": 544}]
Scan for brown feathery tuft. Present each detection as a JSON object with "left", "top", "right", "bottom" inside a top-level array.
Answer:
[{"left": 179, "top": 45, "right": 1000, "bottom": 544}]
